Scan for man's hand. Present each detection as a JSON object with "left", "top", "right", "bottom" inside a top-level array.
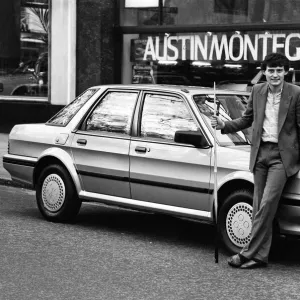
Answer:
[{"left": 211, "top": 116, "right": 225, "bottom": 130}]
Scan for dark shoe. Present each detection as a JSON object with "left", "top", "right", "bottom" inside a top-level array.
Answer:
[
  {"left": 227, "top": 254, "right": 248, "bottom": 268},
  {"left": 240, "top": 259, "right": 267, "bottom": 269}
]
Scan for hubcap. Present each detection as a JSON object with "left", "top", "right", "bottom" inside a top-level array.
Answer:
[
  {"left": 226, "top": 202, "right": 252, "bottom": 248},
  {"left": 42, "top": 174, "right": 65, "bottom": 212}
]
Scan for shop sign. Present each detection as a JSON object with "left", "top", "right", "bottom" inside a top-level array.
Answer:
[{"left": 131, "top": 33, "right": 300, "bottom": 62}]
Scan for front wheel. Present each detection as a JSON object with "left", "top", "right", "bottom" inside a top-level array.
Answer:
[
  {"left": 36, "top": 164, "right": 82, "bottom": 222},
  {"left": 218, "top": 189, "right": 253, "bottom": 254}
]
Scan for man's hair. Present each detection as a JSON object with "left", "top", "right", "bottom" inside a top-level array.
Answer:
[{"left": 261, "top": 52, "right": 290, "bottom": 71}]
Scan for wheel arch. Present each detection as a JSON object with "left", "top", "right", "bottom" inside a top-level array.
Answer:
[
  {"left": 216, "top": 171, "right": 254, "bottom": 214},
  {"left": 33, "top": 147, "right": 82, "bottom": 194}
]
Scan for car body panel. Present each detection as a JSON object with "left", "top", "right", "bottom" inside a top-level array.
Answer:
[
  {"left": 71, "top": 131, "right": 131, "bottom": 198},
  {"left": 36, "top": 146, "right": 82, "bottom": 194},
  {"left": 8, "top": 123, "right": 71, "bottom": 158},
  {"left": 129, "top": 139, "right": 212, "bottom": 211}
]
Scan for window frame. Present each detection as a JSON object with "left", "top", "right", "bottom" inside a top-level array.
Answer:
[
  {"left": 194, "top": 92, "right": 251, "bottom": 146},
  {"left": 136, "top": 90, "right": 206, "bottom": 144},
  {"left": 78, "top": 88, "right": 141, "bottom": 137},
  {"left": 46, "top": 88, "right": 99, "bottom": 127}
]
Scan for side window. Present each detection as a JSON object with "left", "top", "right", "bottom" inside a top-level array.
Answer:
[
  {"left": 47, "top": 88, "right": 99, "bottom": 126},
  {"left": 193, "top": 93, "right": 250, "bottom": 146},
  {"left": 85, "top": 91, "right": 138, "bottom": 135},
  {"left": 140, "top": 93, "right": 198, "bottom": 141}
]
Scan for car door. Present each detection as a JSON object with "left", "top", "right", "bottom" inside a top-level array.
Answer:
[
  {"left": 129, "top": 91, "right": 212, "bottom": 212},
  {"left": 71, "top": 89, "right": 139, "bottom": 198}
]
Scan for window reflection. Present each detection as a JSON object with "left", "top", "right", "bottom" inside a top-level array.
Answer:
[
  {"left": 141, "top": 94, "right": 198, "bottom": 140},
  {"left": 86, "top": 92, "right": 138, "bottom": 135},
  {"left": 47, "top": 89, "right": 98, "bottom": 126},
  {"left": 193, "top": 94, "right": 250, "bottom": 146},
  {"left": 126, "top": 29, "right": 300, "bottom": 91},
  {"left": 0, "top": 0, "right": 49, "bottom": 97},
  {"left": 121, "top": 0, "right": 300, "bottom": 26}
]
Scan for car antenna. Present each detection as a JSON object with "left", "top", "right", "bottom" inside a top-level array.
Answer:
[{"left": 213, "top": 81, "right": 219, "bottom": 264}]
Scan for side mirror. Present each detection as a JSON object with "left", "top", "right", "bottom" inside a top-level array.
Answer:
[{"left": 174, "top": 130, "right": 211, "bottom": 148}]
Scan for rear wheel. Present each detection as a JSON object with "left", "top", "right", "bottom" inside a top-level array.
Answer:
[
  {"left": 36, "top": 164, "right": 82, "bottom": 222},
  {"left": 218, "top": 189, "right": 253, "bottom": 254}
]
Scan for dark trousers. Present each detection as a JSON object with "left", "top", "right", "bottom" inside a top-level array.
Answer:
[{"left": 240, "top": 141, "right": 288, "bottom": 263}]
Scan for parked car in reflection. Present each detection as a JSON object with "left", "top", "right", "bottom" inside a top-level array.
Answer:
[
  {"left": 133, "top": 72, "right": 192, "bottom": 85},
  {"left": 3, "top": 84, "right": 300, "bottom": 253},
  {"left": 0, "top": 52, "right": 48, "bottom": 96},
  {"left": 0, "top": 62, "right": 36, "bottom": 95}
]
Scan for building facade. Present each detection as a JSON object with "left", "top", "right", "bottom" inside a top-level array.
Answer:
[
  {"left": 119, "top": 0, "right": 300, "bottom": 90},
  {"left": 1, "top": 0, "right": 300, "bottom": 131}
]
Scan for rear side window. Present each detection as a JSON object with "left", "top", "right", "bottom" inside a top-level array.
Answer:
[
  {"left": 47, "top": 88, "right": 99, "bottom": 126},
  {"left": 84, "top": 91, "right": 138, "bottom": 135}
]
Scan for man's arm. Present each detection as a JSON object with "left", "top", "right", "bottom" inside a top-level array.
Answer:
[{"left": 221, "top": 88, "right": 254, "bottom": 134}]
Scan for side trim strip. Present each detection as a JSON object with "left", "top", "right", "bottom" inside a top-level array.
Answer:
[
  {"left": 130, "top": 178, "right": 213, "bottom": 194},
  {"left": 79, "top": 191, "right": 212, "bottom": 220},
  {"left": 78, "top": 170, "right": 128, "bottom": 182},
  {"left": 3, "top": 155, "right": 37, "bottom": 167},
  {"left": 77, "top": 170, "right": 212, "bottom": 194}
]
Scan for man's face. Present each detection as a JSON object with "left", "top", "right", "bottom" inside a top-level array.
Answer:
[{"left": 263, "top": 66, "right": 288, "bottom": 88}]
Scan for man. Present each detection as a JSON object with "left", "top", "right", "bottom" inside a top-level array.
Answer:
[{"left": 211, "top": 52, "right": 300, "bottom": 269}]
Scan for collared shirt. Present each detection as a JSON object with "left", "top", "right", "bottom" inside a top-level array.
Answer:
[{"left": 261, "top": 86, "right": 282, "bottom": 143}]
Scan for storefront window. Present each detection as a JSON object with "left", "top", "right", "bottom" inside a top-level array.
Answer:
[
  {"left": 0, "top": 0, "right": 49, "bottom": 98},
  {"left": 122, "top": 30, "right": 300, "bottom": 91},
  {"left": 120, "top": 0, "right": 300, "bottom": 26}
]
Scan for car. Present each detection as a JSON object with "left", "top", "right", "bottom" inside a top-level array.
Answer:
[{"left": 3, "top": 84, "right": 300, "bottom": 253}]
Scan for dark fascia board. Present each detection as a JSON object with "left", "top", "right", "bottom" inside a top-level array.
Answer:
[{"left": 116, "top": 22, "right": 300, "bottom": 34}]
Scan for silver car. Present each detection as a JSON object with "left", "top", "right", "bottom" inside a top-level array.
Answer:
[{"left": 3, "top": 84, "right": 300, "bottom": 253}]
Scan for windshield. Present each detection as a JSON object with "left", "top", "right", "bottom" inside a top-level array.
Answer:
[{"left": 193, "top": 94, "right": 251, "bottom": 146}]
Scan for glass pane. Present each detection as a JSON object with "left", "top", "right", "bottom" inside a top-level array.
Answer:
[
  {"left": 123, "top": 29, "right": 300, "bottom": 90},
  {"left": 120, "top": 0, "right": 300, "bottom": 26},
  {"left": 193, "top": 93, "right": 250, "bottom": 146},
  {"left": 86, "top": 92, "right": 138, "bottom": 135},
  {"left": 121, "top": 8, "right": 160, "bottom": 26},
  {"left": 141, "top": 94, "right": 198, "bottom": 140},
  {"left": 47, "top": 89, "right": 99, "bottom": 126},
  {"left": 0, "top": 0, "right": 49, "bottom": 97}
]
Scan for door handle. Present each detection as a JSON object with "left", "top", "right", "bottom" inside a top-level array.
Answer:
[
  {"left": 77, "top": 139, "right": 87, "bottom": 145},
  {"left": 135, "top": 146, "right": 147, "bottom": 153}
]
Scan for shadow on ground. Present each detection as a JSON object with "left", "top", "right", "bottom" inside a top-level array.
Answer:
[{"left": 5, "top": 200, "right": 300, "bottom": 264}]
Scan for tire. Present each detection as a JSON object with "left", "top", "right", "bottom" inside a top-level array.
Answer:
[
  {"left": 36, "top": 164, "right": 82, "bottom": 222},
  {"left": 218, "top": 189, "right": 253, "bottom": 254}
]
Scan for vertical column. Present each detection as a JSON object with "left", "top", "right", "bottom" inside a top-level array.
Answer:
[{"left": 50, "top": 0, "right": 76, "bottom": 105}]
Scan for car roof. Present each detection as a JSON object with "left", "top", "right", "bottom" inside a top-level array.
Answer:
[{"left": 89, "top": 84, "right": 250, "bottom": 96}]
